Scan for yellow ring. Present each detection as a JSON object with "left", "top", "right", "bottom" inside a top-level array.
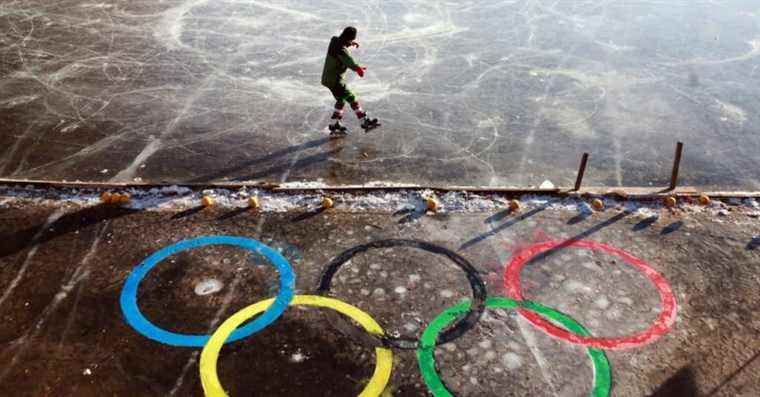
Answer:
[{"left": 200, "top": 295, "right": 393, "bottom": 397}]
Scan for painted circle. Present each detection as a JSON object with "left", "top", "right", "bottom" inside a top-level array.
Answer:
[
  {"left": 317, "top": 239, "right": 487, "bottom": 350},
  {"left": 504, "top": 239, "right": 677, "bottom": 349},
  {"left": 199, "top": 295, "right": 393, "bottom": 397},
  {"left": 119, "top": 236, "right": 295, "bottom": 347},
  {"left": 417, "top": 297, "right": 611, "bottom": 397}
]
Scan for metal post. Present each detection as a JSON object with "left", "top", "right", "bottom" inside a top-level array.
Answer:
[
  {"left": 669, "top": 142, "right": 683, "bottom": 191},
  {"left": 574, "top": 153, "right": 589, "bottom": 191}
]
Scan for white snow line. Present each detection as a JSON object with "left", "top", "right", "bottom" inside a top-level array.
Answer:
[
  {"left": 168, "top": 351, "right": 200, "bottom": 397},
  {"left": 58, "top": 280, "right": 86, "bottom": 349},
  {"left": 167, "top": 253, "right": 247, "bottom": 395},
  {"left": 111, "top": 57, "right": 221, "bottom": 182},
  {"left": 0, "top": 222, "right": 106, "bottom": 383},
  {"left": 516, "top": 315, "right": 558, "bottom": 396},
  {"left": 111, "top": 138, "right": 162, "bottom": 183},
  {"left": 168, "top": 217, "right": 266, "bottom": 395},
  {"left": 0, "top": 208, "right": 65, "bottom": 309}
]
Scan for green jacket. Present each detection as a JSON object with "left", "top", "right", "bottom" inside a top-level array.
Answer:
[{"left": 321, "top": 36, "right": 360, "bottom": 88}]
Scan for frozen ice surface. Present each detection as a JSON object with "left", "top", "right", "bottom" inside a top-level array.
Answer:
[{"left": 1, "top": 1, "right": 759, "bottom": 189}]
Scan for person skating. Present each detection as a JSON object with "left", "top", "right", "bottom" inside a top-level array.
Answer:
[{"left": 321, "top": 26, "right": 379, "bottom": 137}]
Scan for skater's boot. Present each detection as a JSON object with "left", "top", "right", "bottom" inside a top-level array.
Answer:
[
  {"left": 328, "top": 121, "right": 348, "bottom": 137},
  {"left": 360, "top": 116, "right": 380, "bottom": 131}
]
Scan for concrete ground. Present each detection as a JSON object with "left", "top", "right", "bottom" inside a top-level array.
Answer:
[
  {"left": 1, "top": 193, "right": 758, "bottom": 396},
  {"left": 2, "top": 0, "right": 760, "bottom": 188}
]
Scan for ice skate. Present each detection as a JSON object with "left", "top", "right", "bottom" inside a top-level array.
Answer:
[
  {"left": 360, "top": 116, "right": 380, "bottom": 132},
  {"left": 328, "top": 121, "right": 349, "bottom": 138}
]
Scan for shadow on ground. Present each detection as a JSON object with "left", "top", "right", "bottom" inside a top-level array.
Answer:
[
  {"left": 189, "top": 138, "right": 332, "bottom": 183},
  {"left": 649, "top": 367, "right": 698, "bottom": 397},
  {"left": 0, "top": 205, "right": 138, "bottom": 259}
]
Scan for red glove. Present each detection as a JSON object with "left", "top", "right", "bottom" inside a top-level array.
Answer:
[{"left": 355, "top": 66, "right": 366, "bottom": 78}]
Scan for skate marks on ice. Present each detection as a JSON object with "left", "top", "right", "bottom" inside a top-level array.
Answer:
[{"left": 1, "top": 1, "right": 760, "bottom": 187}]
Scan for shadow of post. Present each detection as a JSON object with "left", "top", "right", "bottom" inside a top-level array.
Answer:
[
  {"left": 661, "top": 221, "right": 683, "bottom": 235},
  {"left": 395, "top": 207, "right": 425, "bottom": 225},
  {"left": 633, "top": 215, "right": 659, "bottom": 231},
  {"left": 171, "top": 206, "right": 204, "bottom": 220},
  {"left": 526, "top": 211, "right": 631, "bottom": 263},
  {"left": 460, "top": 206, "right": 548, "bottom": 251},
  {"left": 216, "top": 207, "right": 251, "bottom": 221},
  {"left": 648, "top": 367, "right": 698, "bottom": 397},
  {"left": 567, "top": 210, "right": 592, "bottom": 225},
  {"left": 291, "top": 207, "right": 328, "bottom": 223}
]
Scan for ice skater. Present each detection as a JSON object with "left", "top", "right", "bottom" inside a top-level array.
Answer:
[{"left": 321, "top": 26, "right": 379, "bottom": 137}]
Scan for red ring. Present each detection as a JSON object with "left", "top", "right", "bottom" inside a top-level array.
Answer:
[{"left": 504, "top": 239, "right": 677, "bottom": 349}]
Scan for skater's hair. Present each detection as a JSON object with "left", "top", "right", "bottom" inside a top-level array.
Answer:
[{"left": 339, "top": 26, "right": 357, "bottom": 44}]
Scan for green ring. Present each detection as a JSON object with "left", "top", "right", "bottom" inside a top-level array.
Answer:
[{"left": 416, "top": 297, "right": 611, "bottom": 397}]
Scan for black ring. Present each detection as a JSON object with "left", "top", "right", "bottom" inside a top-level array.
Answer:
[{"left": 316, "top": 239, "right": 487, "bottom": 350}]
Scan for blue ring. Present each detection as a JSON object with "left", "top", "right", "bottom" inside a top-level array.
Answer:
[{"left": 119, "top": 236, "right": 295, "bottom": 347}]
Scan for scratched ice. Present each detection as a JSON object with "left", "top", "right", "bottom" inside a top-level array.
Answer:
[{"left": 1, "top": 1, "right": 759, "bottom": 188}]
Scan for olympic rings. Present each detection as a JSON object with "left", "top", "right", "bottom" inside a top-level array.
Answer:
[
  {"left": 504, "top": 239, "right": 677, "bottom": 349},
  {"left": 118, "top": 233, "right": 678, "bottom": 396},
  {"left": 199, "top": 295, "right": 393, "bottom": 397},
  {"left": 120, "top": 236, "right": 295, "bottom": 347},
  {"left": 317, "top": 239, "right": 487, "bottom": 350},
  {"left": 417, "top": 297, "right": 611, "bottom": 397}
]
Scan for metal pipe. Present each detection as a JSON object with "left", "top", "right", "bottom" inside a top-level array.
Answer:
[
  {"left": 574, "top": 153, "right": 589, "bottom": 191},
  {"left": 669, "top": 142, "right": 684, "bottom": 191}
]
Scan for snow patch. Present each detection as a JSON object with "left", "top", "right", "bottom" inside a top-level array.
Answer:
[
  {"left": 502, "top": 352, "right": 523, "bottom": 370},
  {"left": 194, "top": 279, "right": 223, "bottom": 296},
  {"left": 1, "top": 184, "right": 758, "bottom": 220}
]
